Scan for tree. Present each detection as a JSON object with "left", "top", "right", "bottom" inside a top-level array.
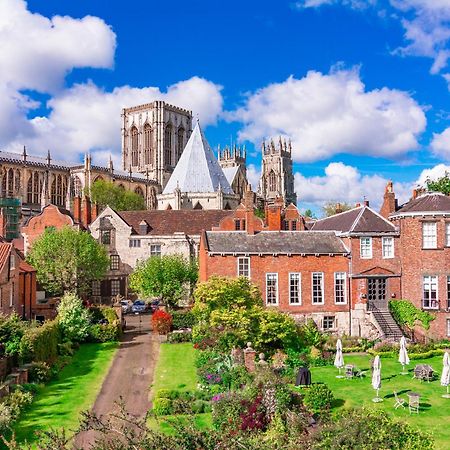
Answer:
[
  {"left": 57, "top": 292, "right": 91, "bottom": 342},
  {"left": 27, "top": 226, "right": 109, "bottom": 296},
  {"left": 303, "top": 209, "right": 316, "bottom": 219},
  {"left": 425, "top": 173, "right": 450, "bottom": 195},
  {"left": 129, "top": 254, "right": 198, "bottom": 308},
  {"left": 89, "top": 180, "right": 146, "bottom": 211},
  {"left": 322, "top": 202, "right": 352, "bottom": 217}
]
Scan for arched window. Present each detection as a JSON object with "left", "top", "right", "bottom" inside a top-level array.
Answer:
[
  {"left": 7, "top": 169, "right": 14, "bottom": 197},
  {"left": 14, "top": 170, "right": 20, "bottom": 193},
  {"left": 131, "top": 126, "right": 139, "bottom": 167},
  {"left": 51, "top": 174, "right": 65, "bottom": 206},
  {"left": 27, "top": 175, "right": 33, "bottom": 203},
  {"left": 135, "top": 186, "right": 144, "bottom": 197},
  {"left": 72, "top": 176, "right": 82, "bottom": 197},
  {"left": 268, "top": 170, "right": 277, "bottom": 192},
  {"left": 164, "top": 124, "right": 172, "bottom": 166},
  {"left": 177, "top": 127, "right": 184, "bottom": 160},
  {"left": 28, "top": 172, "right": 42, "bottom": 204},
  {"left": 143, "top": 123, "right": 153, "bottom": 165}
]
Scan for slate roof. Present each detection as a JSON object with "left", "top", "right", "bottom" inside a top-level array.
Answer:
[
  {"left": 117, "top": 210, "right": 232, "bottom": 236},
  {"left": 222, "top": 166, "right": 240, "bottom": 186},
  {"left": 311, "top": 206, "right": 397, "bottom": 234},
  {"left": 162, "top": 122, "right": 234, "bottom": 195},
  {"left": 205, "top": 231, "right": 348, "bottom": 255},
  {"left": 392, "top": 192, "right": 450, "bottom": 216}
]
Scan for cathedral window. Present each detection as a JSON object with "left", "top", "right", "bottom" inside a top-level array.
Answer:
[
  {"left": 164, "top": 124, "right": 173, "bottom": 166},
  {"left": 14, "top": 170, "right": 20, "bottom": 193},
  {"left": 51, "top": 174, "right": 66, "bottom": 206},
  {"left": 28, "top": 172, "right": 42, "bottom": 204},
  {"left": 131, "top": 126, "right": 139, "bottom": 167},
  {"left": 268, "top": 170, "right": 277, "bottom": 192},
  {"left": 177, "top": 127, "right": 184, "bottom": 159},
  {"left": 135, "top": 186, "right": 144, "bottom": 197},
  {"left": 72, "top": 176, "right": 82, "bottom": 197},
  {"left": 27, "top": 176, "right": 33, "bottom": 203},
  {"left": 144, "top": 123, "right": 152, "bottom": 165},
  {"left": 7, "top": 169, "right": 14, "bottom": 197}
]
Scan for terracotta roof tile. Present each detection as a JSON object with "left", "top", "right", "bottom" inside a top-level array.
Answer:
[
  {"left": 117, "top": 210, "right": 233, "bottom": 236},
  {"left": 0, "top": 243, "right": 12, "bottom": 272}
]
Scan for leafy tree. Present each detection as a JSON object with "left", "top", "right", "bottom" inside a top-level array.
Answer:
[
  {"left": 303, "top": 209, "right": 316, "bottom": 219},
  {"left": 425, "top": 173, "right": 450, "bottom": 195},
  {"left": 89, "top": 179, "right": 146, "bottom": 211},
  {"left": 129, "top": 254, "right": 198, "bottom": 308},
  {"left": 57, "top": 292, "right": 91, "bottom": 342},
  {"left": 27, "top": 226, "right": 109, "bottom": 296},
  {"left": 322, "top": 202, "right": 352, "bottom": 217}
]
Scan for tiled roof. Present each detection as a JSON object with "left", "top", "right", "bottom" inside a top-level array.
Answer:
[
  {"left": 0, "top": 150, "right": 80, "bottom": 169},
  {"left": 205, "top": 231, "right": 348, "bottom": 255},
  {"left": 163, "top": 122, "right": 234, "bottom": 195},
  {"left": 0, "top": 243, "right": 12, "bottom": 273},
  {"left": 222, "top": 166, "right": 240, "bottom": 186},
  {"left": 117, "top": 210, "right": 233, "bottom": 236},
  {"left": 19, "top": 260, "right": 36, "bottom": 273},
  {"left": 392, "top": 192, "right": 450, "bottom": 216},
  {"left": 311, "top": 206, "right": 396, "bottom": 234}
]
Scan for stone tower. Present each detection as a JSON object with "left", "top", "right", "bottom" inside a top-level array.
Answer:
[
  {"left": 218, "top": 144, "right": 248, "bottom": 201},
  {"left": 121, "top": 101, "right": 193, "bottom": 189},
  {"left": 258, "top": 137, "right": 296, "bottom": 206}
]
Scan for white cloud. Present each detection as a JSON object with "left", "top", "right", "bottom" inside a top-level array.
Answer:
[
  {"left": 0, "top": 1, "right": 224, "bottom": 163},
  {"left": 430, "top": 128, "right": 450, "bottom": 160},
  {"left": 246, "top": 164, "right": 261, "bottom": 191},
  {"left": 294, "top": 161, "right": 450, "bottom": 210},
  {"left": 5, "top": 77, "right": 223, "bottom": 162},
  {"left": 231, "top": 68, "right": 426, "bottom": 162}
]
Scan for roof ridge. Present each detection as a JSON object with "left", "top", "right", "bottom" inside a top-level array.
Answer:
[
  {"left": 349, "top": 206, "right": 366, "bottom": 233},
  {"left": 313, "top": 206, "right": 363, "bottom": 224}
]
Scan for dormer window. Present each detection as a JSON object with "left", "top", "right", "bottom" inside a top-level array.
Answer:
[{"left": 139, "top": 220, "right": 148, "bottom": 235}]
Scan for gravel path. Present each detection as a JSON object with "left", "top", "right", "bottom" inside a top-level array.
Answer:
[{"left": 74, "top": 313, "right": 160, "bottom": 448}]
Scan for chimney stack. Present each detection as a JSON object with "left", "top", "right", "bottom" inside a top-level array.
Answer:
[
  {"left": 335, "top": 203, "right": 342, "bottom": 214},
  {"left": 379, "top": 181, "right": 397, "bottom": 219},
  {"left": 266, "top": 197, "right": 284, "bottom": 231}
]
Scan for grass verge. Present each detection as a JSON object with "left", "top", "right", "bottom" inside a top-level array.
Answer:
[{"left": 10, "top": 342, "right": 117, "bottom": 447}]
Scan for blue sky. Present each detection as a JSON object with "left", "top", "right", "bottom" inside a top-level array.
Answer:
[{"left": 2, "top": 0, "right": 450, "bottom": 212}]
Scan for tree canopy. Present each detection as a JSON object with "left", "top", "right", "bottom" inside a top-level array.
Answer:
[
  {"left": 322, "top": 202, "right": 352, "bottom": 217},
  {"left": 89, "top": 180, "right": 146, "bottom": 211},
  {"left": 129, "top": 254, "right": 198, "bottom": 307},
  {"left": 27, "top": 226, "right": 109, "bottom": 296},
  {"left": 425, "top": 173, "right": 450, "bottom": 195}
]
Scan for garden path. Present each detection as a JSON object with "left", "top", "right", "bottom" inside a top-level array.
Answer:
[{"left": 74, "top": 313, "right": 160, "bottom": 448}]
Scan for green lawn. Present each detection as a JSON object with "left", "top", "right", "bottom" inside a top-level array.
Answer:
[
  {"left": 10, "top": 342, "right": 117, "bottom": 447},
  {"left": 151, "top": 343, "right": 197, "bottom": 394},
  {"left": 311, "top": 354, "right": 450, "bottom": 450}
]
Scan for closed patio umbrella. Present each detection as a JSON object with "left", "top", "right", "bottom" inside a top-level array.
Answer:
[
  {"left": 372, "top": 355, "right": 383, "bottom": 402},
  {"left": 441, "top": 352, "right": 450, "bottom": 399},
  {"left": 399, "top": 336, "right": 410, "bottom": 375},
  {"left": 334, "top": 339, "right": 344, "bottom": 378}
]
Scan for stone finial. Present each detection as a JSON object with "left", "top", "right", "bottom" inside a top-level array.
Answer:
[
  {"left": 244, "top": 342, "right": 256, "bottom": 373},
  {"left": 46, "top": 149, "right": 51, "bottom": 166},
  {"left": 22, "top": 146, "right": 27, "bottom": 162},
  {"left": 258, "top": 353, "right": 268, "bottom": 367}
]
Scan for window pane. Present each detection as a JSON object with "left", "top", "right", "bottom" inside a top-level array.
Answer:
[
  {"left": 422, "top": 222, "right": 437, "bottom": 249},
  {"left": 150, "top": 244, "right": 161, "bottom": 257},
  {"left": 334, "top": 272, "right": 346, "bottom": 304},
  {"left": 312, "top": 272, "right": 324, "bottom": 304},
  {"left": 446, "top": 223, "right": 450, "bottom": 247},
  {"left": 423, "top": 275, "right": 438, "bottom": 309},
  {"left": 110, "top": 255, "right": 119, "bottom": 270},
  {"left": 111, "top": 279, "right": 121, "bottom": 296},
  {"left": 382, "top": 237, "right": 394, "bottom": 258},
  {"left": 447, "top": 276, "right": 450, "bottom": 310},
  {"left": 323, "top": 316, "right": 334, "bottom": 330},
  {"left": 289, "top": 273, "right": 301, "bottom": 304},
  {"left": 266, "top": 273, "right": 278, "bottom": 305},
  {"left": 237, "top": 257, "right": 250, "bottom": 278},
  {"left": 360, "top": 238, "right": 372, "bottom": 258}
]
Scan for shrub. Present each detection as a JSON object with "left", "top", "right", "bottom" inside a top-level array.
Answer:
[
  {"left": 4, "top": 389, "right": 33, "bottom": 418},
  {"left": 88, "top": 323, "right": 120, "bottom": 342},
  {"left": 313, "top": 408, "right": 433, "bottom": 449},
  {"left": 171, "top": 310, "right": 196, "bottom": 330},
  {"left": 212, "top": 391, "right": 245, "bottom": 431},
  {"left": 0, "top": 314, "right": 28, "bottom": 358},
  {"left": 152, "top": 310, "right": 173, "bottom": 335},
  {"left": 90, "top": 306, "right": 118, "bottom": 324},
  {"left": 152, "top": 398, "right": 172, "bottom": 416},
  {"left": 19, "top": 320, "right": 60, "bottom": 363},
  {"left": 389, "top": 299, "right": 435, "bottom": 331},
  {"left": 155, "top": 389, "right": 179, "bottom": 400},
  {"left": 0, "top": 403, "right": 12, "bottom": 433},
  {"left": 57, "top": 292, "right": 91, "bottom": 342},
  {"left": 27, "top": 361, "right": 52, "bottom": 383},
  {"left": 302, "top": 383, "right": 334, "bottom": 415},
  {"left": 167, "top": 331, "right": 192, "bottom": 343},
  {"left": 58, "top": 340, "right": 74, "bottom": 356},
  {"left": 298, "top": 319, "right": 327, "bottom": 349}
]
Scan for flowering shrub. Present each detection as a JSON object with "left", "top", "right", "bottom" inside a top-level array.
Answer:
[
  {"left": 302, "top": 383, "right": 334, "bottom": 416},
  {"left": 151, "top": 310, "right": 172, "bottom": 335},
  {"left": 240, "top": 394, "right": 267, "bottom": 431},
  {"left": 57, "top": 292, "right": 91, "bottom": 342}
]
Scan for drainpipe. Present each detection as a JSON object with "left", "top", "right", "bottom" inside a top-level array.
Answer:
[{"left": 348, "top": 253, "right": 353, "bottom": 336}]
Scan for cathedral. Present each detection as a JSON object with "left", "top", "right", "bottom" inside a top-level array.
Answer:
[{"left": 0, "top": 100, "right": 297, "bottom": 228}]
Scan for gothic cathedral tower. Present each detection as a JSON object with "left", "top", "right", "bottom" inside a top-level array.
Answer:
[
  {"left": 258, "top": 137, "right": 297, "bottom": 206},
  {"left": 121, "top": 101, "right": 192, "bottom": 189}
]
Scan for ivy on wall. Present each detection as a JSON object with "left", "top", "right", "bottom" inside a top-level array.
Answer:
[{"left": 389, "top": 300, "right": 435, "bottom": 331}]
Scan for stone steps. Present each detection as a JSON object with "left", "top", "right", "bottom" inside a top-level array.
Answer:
[{"left": 372, "top": 310, "right": 404, "bottom": 340}]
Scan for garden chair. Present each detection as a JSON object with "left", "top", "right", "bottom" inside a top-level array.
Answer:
[
  {"left": 393, "top": 391, "right": 406, "bottom": 409},
  {"left": 409, "top": 395, "right": 420, "bottom": 414},
  {"left": 344, "top": 365, "right": 354, "bottom": 379},
  {"left": 354, "top": 368, "right": 367, "bottom": 379}
]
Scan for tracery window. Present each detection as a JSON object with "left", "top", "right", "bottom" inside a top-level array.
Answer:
[
  {"left": 7, "top": 169, "right": 14, "bottom": 197},
  {"left": 27, "top": 173, "right": 42, "bottom": 204},
  {"left": 135, "top": 186, "right": 144, "bottom": 197},
  {"left": 14, "top": 170, "right": 20, "bottom": 193},
  {"left": 51, "top": 174, "right": 66, "bottom": 206},
  {"left": 177, "top": 127, "right": 185, "bottom": 159},
  {"left": 144, "top": 123, "right": 153, "bottom": 165},
  {"left": 131, "top": 126, "right": 139, "bottom": 167},
  {"left": 268, "top": 170, "right": 276, "bottom": 192},
  {"left": 72, "top": 176, "right": 82, "bottom": 197},
  {"left": 164, "top": 124, "right": 172, "bottom": 166}
]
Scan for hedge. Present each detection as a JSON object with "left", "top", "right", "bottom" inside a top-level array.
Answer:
[
  {"left": 368, "top": 348, "right": 445, "bottom": 360},
  {"left": 19, "top": 320, "right": 60, "bottom": 363},
  {"left": 171, "top": 310, "right": 196, "bottom": 330}
]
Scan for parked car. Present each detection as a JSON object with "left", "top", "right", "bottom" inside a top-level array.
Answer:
[
  {"left": 150, "top": 299, "right": 160, "bottom": 313},
  {"left": 131, "top": 299, "right": 147, "bottom": 314},
  {"left": 120, "top": 299, "right": 132, "bottom": 314}
]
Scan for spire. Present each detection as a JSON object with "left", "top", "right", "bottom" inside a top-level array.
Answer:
[
  {"left": 109, "top": 154, "right": 114, "bottom": 172},
  {"left": 22, "top": 146, "right": 27, "bottom": 162},
  {"left": 46, "top": 150, "right": 51, "bottom": 166}
]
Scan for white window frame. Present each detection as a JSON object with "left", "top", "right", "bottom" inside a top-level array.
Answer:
[
  {"left": 289, "top": 272, "right": 301, "bottom": 305},
  {"left": 266, "top": 273, "right": 278, "bottom": 306},
  {"left": 382, "top": 236, "right": 394, "bottom": 259},
  {"left": 334, "top": 272, "right": 347, "bottom": 304},
  {"left": 323, "top": 316, "right": 335, "bottom": 331},
  {"left": 312, "top": 272, "right": 324, "bottom": 305},
  {"left": 422, "top": 222, "right": 437, "bottom": 249},
  {"left": 360, "top": 237, "right": 373, "bottom": 259},
  {"left": 447, "top": 319, "right": 450, "bottom": 337},
  {"left": 423, "top": 275, "right": 438, "bottom": 309},
  {"left": 237, "top": 257, "right": 250, "bottom": 278},
  {"left": 150, "top": 244, "right": 162, "bottom": 257},
  {"left": 129, "top": 239, "right": 141, "bottom": 248},
  {"left": 446, "top": 223, "right": 450, "bottom": 247},
  {"left": 9, "top": 283, "right": 14, "bottom": 308}
]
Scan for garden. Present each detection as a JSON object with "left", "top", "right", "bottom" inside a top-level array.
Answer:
[
  {"left": 146, "top": 276, "right": 443, "bottom": 450},
  {"left": 0, "top": 292, "right": 121, "bottom": 447}
]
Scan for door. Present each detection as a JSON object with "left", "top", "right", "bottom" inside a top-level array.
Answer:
[{"left": 367, "top": 277, "right": 387, "bottom": 311}]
